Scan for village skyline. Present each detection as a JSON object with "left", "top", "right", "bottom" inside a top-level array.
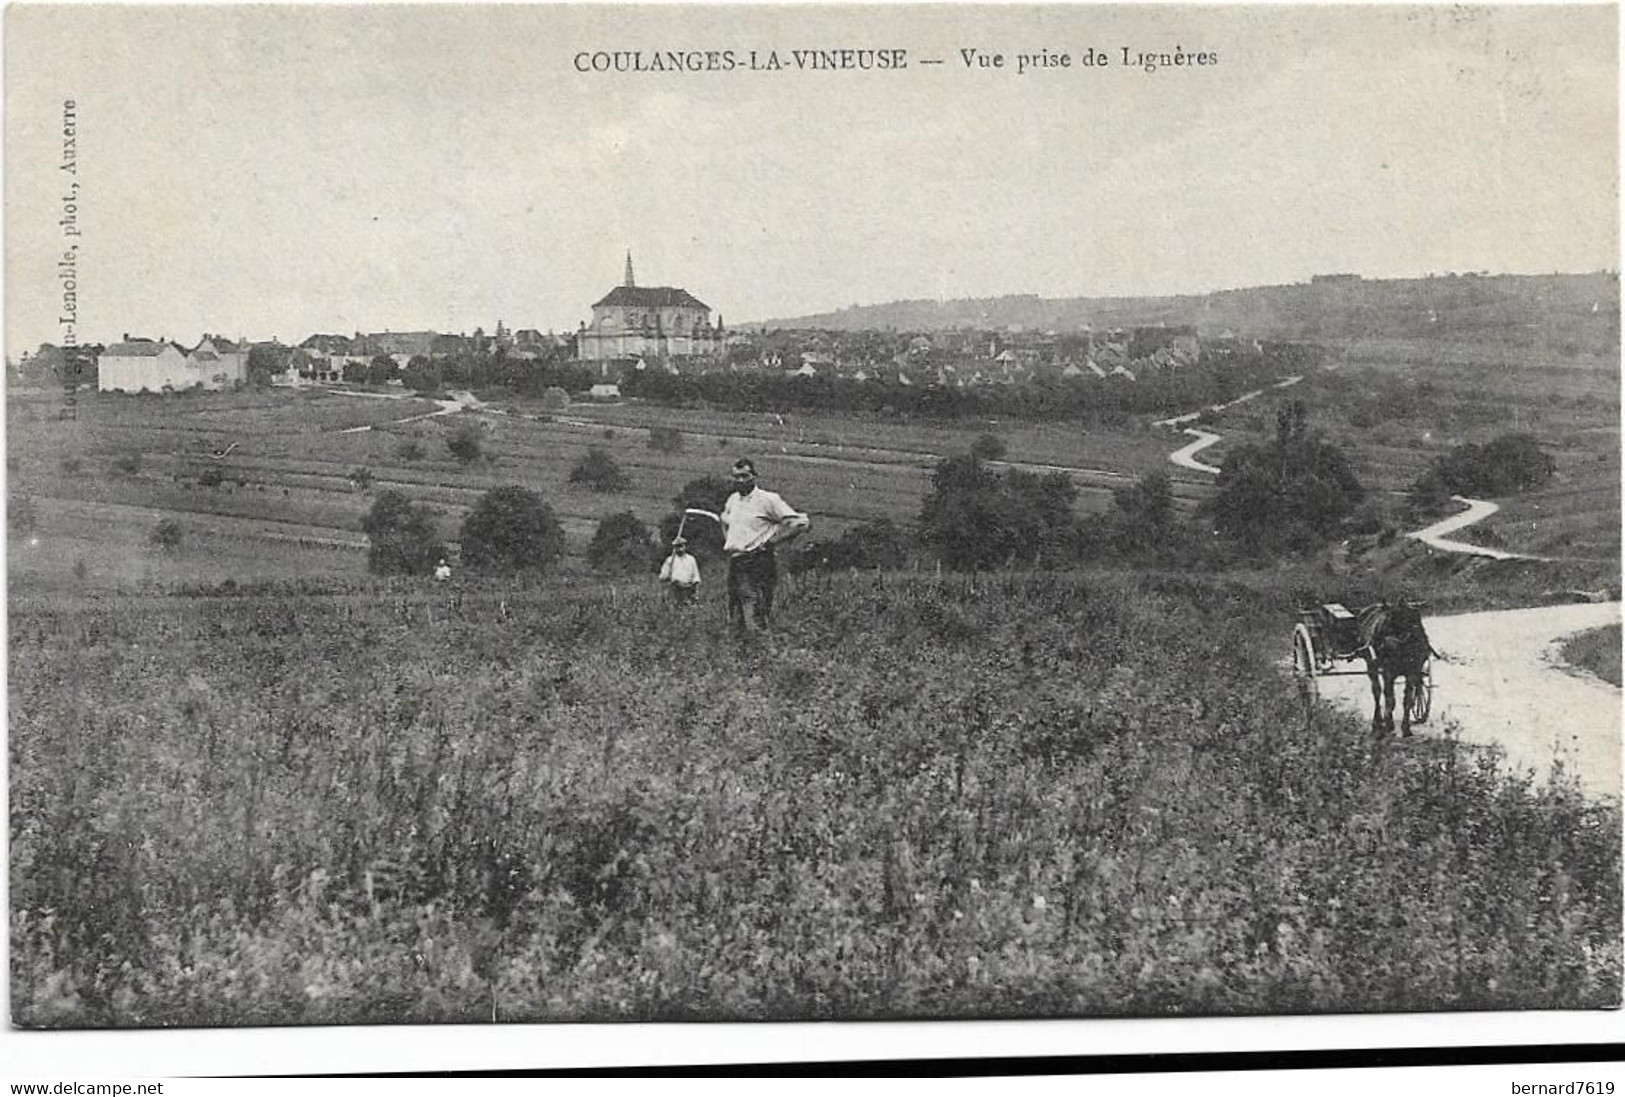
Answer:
[{"left": 6, "top": 4, "right": 1616, "bottom": 361}]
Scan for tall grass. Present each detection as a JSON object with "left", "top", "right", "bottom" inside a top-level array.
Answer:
[{"left": 10, "top": 571, "right": 1619, "bottom": 1025}]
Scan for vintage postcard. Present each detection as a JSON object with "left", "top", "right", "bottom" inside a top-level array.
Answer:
[{"left": 5, "top": 0, "right": 1621, "bottom": 1073}]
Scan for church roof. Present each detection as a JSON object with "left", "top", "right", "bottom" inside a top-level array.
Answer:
[{"left": 593, "top": 285, "right": 710, "bottom": 311}]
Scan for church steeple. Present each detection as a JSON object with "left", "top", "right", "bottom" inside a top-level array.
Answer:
[{"left": 623, "top": 250, "right": 636, "bottom": 288}]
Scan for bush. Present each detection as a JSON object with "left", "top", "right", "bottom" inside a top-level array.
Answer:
[
  {"left": 113, "top": 453, "right": 142, "bottom": 475},
  {"left": 540, "top": 386, "right": 570, "bottom": 411},
  {"left": 588, "top": 512, "right": 656, "bottom": 575},
  {"left": 1211, "top": 402, "right": 1364, "bottom": 555},
  {"left": 150, "top": 519, "right": 183, "bottom": 553},
  {"left": 349, "top": 467, "right": 375, "bottom": 491},
  {"left": 59, "top": 456, "right": 81, "bottom": 475},
  {"left": 569, "top": 446, "right": 631, "bottom": 493},
  {"left": 1412, "top": 432, "right": 1557, "bottom": 500},
  {"left": 396, "top": 439, "right": 426, "bottom": 463},
  {"left": 447, "top": 423, "right": 484, "bottom": 465},
  {"left": 198, "top": 467, "right": 225, "bottom": 489},
  {"left": 361, "top": 491, "right": 444, "bottom": 576},
  {"left": 459, "top": 486, "right": 563, "bottom": 574},
  {"left": 647, "top": 426, "right": 684, "bottom": 454},
  {"left": 790, "top": 518, "right": 908, "bottom": 574},
  {"left": 918, "top": 454, "right": 1082, "bottom": 570},
  {"left": 970, "top": 433, "right": 1008, "bottom": 461}
]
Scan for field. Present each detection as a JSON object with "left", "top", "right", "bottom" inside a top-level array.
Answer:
[
  {"left": 9, "top": 339, "right": 1621, "bottom": 1027},
  {"left": 11, "top": 570, "right": 1620, "bottom": 1025}
]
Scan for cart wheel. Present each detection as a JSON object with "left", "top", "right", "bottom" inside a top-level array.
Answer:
[
  {"left": 1408, "top": 661, "right": 1433, "bottom": 725},
  {"left": 1292, "top": 625, "right": 1319, "bottom": 695}
]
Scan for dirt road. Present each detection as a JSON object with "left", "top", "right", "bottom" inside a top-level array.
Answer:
[
  {"left": 1307, "top": 602, "right": 1621, "bottom": 799},
  {"left": 1408, "top": 495, "right": 1549, "bottom": 562}
]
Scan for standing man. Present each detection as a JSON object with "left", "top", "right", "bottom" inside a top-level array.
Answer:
[{"left": 721, "top": 458, "right": 809, "bottom": 635}]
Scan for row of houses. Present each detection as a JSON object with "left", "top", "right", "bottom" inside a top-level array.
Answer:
[{"left": 97, "top": 334, "right": 249, "bottom": 393}]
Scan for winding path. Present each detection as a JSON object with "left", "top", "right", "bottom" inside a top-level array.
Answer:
[
  {"left": 1408, "top": 495, "right": 1549, "bottom": 562},
  {"left": 1168, "top": 429, "right": 1223, "bottom": 474},
  {"left": 1306, "top": 602, "right": 1622, "bottom": 799}
]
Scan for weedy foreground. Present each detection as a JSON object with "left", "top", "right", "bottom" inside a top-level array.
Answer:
[{"left": 10, "top": 571, "right": 1619, "bottom": 1025}]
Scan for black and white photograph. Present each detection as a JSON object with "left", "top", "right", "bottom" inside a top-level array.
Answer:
[{"left": 4, "top": 0, "right": 1621, "bottom": 1074}]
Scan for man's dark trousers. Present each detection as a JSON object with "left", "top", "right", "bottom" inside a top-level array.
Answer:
[{"left": 727, "top": 547, "right": 776, "bottom": 633}]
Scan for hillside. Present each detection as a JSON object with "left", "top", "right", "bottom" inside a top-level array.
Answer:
[
  {"left": 11, "top": 570, "right": 1620, "bottom": 1024},
  {"left": 754, "top": 273, "right": 1620, "bottom": 365}
]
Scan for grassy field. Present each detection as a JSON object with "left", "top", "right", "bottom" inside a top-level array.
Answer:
[
  {"left": 11, "top": 569, "right": 1620, "bottom": 1025},
  {"left": 1561, "top": 625, "right": 1623, "bottom": 687}
]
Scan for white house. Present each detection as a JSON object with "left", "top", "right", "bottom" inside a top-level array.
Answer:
[
  {"left": 98, "top": 338, "right": 193, "bottom": 392},
  {"left": 187, "top": 336, "right": 248, "bottom": 389}
]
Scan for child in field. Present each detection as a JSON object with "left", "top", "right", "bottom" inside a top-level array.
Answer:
[{"left": 659, "top": 537, "right": 700, "bottom": 604}]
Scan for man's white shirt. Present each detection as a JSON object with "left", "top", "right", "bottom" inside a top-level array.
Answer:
[{"left": 721, "top": 489, "right": 806, "bottom": 555}]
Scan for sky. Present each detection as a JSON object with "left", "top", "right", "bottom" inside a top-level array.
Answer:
[{"left": 4, "top": 3, "right": 1618, "bottom": 356}]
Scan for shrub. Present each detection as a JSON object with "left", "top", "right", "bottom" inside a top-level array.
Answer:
[
  {"left": 397, "top": 439, "right": 426, "bottom": 463},
  {"left": 459, "top": 486, "right": 562, "bottom": 574},
  {"left": 1411, "top": 432, "right": 1557, "bottom": 501},
  {"left": 360, "top": 490, "right": 444, "bottom": 576},
  {"left": 59, "top": 456, "right": 81, "bottom": 475},
  {"left": 1211, "top": 402, "right": 1364, "bottom": 555},
  {"left": 918, "top": 454, "right": 1083, "bottom": 570},
  {"left": 349, "top": 467, "right": 375, "bottom": 491},
  {"left": 647, "top": 426, "right": 684, "bottom": 454},
  {"left": 588, "top": 511, "right": 656, "bottom": 575},
  {"left": 790, "top": 518, "right": 908, "bottom": 574},
  {"left": 540, "top": 387, "right": 570, "bottom": 411},
  {"left": 198, "top": 467, "right": 225, "bottom": 489},
  {"left": 970, "top": 433, "right": 1008, "bottom": 461},
  {"left": 569, "top": 446, "right": 631, "bottom": 493},
  {"left": 447, "top": 423, "right": 483, "bottom": 465},
  {"left": 113, "top": 452, "right": 142, "bottom": 475},
  {"left": 150, "top": 519, "right": 183, "bottom": 553}
]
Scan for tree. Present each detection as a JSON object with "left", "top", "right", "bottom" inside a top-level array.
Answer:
[
  {"left": 401, "top": 356, "right": 441, "bottom": 393},
  {"left": 970, "top": 432, "right": 1008, "bottom": 461},
  {"left": 1211, "top": 401, "right": 1364, "bottom": 554},
  {"left": 1110, "top": 469, "right": 1174, "bottom": 553},
  {"left": 569, "top": 446, "right": 631, "bottom": 492},
  {"left": 361, "top": 490, "right": 444, "bottom": 576},
  {"left": 919, "top": 455, "right": 1086, "bottom": 570},
  {"left": 459, "top": 486, "right": 562, "bottom": 574},
  {"left": 588, "top": 511, "right": 655, "bottom": 575},
  {"left": 367, "top": 355, "right": 401, "bottom": 385},
  {"left": 246, "top": 344, "right": 286, "bottom": 388}
]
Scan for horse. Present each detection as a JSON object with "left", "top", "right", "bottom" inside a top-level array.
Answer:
[{"left": 1356, "top": 600, "right": 1432, "bottom": 736}]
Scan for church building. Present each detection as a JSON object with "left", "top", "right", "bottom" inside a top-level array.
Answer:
[{"left": 576, "top": 253, "right": 723, "bottom": 369}]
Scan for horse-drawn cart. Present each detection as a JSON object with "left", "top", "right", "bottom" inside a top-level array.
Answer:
[{"left": 1292, "top": 602, "right": 1433, "bottom": 724}]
